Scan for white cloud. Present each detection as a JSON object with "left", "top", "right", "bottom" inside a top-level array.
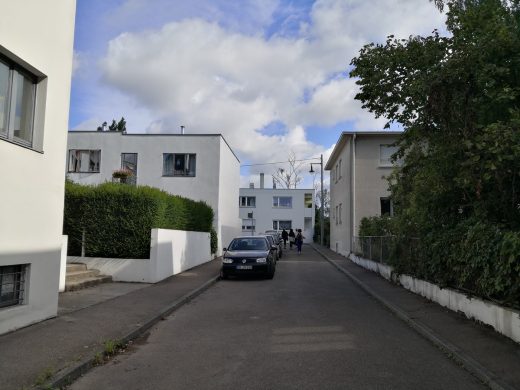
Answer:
[{"left": 76, "top": 0, "right": 445, "bottom": 184}]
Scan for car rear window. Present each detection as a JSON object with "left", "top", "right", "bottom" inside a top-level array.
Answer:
[{"left": 229, "top": 238, "right": 268, "bottom": 251}]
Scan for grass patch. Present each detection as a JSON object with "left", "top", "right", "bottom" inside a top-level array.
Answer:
[{"left": 34, "top": 367, "right": 53, "bottom": 386}]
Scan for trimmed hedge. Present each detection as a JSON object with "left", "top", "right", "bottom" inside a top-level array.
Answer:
[
  {"left": 64, "top": 181, "right": 215, "bottom": 259},
  {"left": 358, "top": 215, "right": 520, "bottom": 308}
]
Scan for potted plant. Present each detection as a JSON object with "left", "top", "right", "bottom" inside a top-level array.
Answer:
[{"left": 112, "top": 169, "right": 133, "bottom": 184}]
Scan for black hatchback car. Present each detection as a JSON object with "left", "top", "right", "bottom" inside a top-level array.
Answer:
[{"left": 221, "top": 236, "right": 277, "bottom": 279}]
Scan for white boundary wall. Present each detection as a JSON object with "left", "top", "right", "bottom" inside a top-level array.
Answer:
[
  {"left": 349, "top": 254, "right": 520, "bottom": 344},
  {"left": 67, "top": 229, "right": 211, "bottom": 284}
]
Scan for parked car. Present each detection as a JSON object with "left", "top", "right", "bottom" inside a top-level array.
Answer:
[
  {"left": 264, "top": 232, "right": 283, "bottom": 258},
  {"left": 221, "top": 236, "right": 277, "bottom": 279}
]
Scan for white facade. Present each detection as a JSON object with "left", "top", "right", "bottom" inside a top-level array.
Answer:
[
  {"left": 66, "top": 131, "right": 241, "bottom": 253},
  {"left": 69, "top": 228, "right": 211, "bottom": 284},
  {"left": 0, "top": 1, "right": 76, "bottom": 334},
  {"left": 326, "top": 131, "right": 401, "bottom": 256},
  {"left": 238, "top": 184, "right": 315, "bottom": 243}
]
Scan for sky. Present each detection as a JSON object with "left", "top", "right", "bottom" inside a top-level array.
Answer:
[{"left": 70, "top": 0, "right": 446, "bottom": 188}]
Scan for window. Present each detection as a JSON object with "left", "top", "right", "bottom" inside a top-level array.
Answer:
[
  {"left": 380, "top": 145, "right": 399, "bottom": 166},
  {"left": 380, "top": 197, "right": 393, "bottom": 216},
  {"left": 338, "top": 203, "right": 342, "bottom": 224},
  {"left": 229, "top": 237, "right": 268, "bottom": 251},
  {"left": 239, "top": 196, "right": 256, "bottom": 207},
  {"left": 0, "top": 265, "right": 26, "bottom": 309},
  {"left": 68, "top": 150, "right": 101, "bottom": 173},
  {"left": 0, "top": 58, "right": 37, "bottom": 147},
  {"left": 242, "top": 218, "right": 256, "bottom": 232},
  {"left": 163, "top": 153, "right": 196, "bottom": 177},
  {"left": 121, "top": 153, "right": 138, "bottom": 176},
  {"left": 273, "top": 220, "right": 292, "bottom": 230},
  {"left": 273, "top": 196, "right": 292, "bottom": 208},
  {"left": 304, "top": 193, "right": 313, "bottom": 208},
  {"left": 335, "top": 205, "right": 339, "bottom": 225},
  {"left": 338, "top": 159, "right": 342, "bottom": 179}
]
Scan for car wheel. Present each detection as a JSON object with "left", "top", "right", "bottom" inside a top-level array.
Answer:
[
  {"left": 266, "top": 270, "right": 275, "bottom": 279},
  {"left": 220, "top": 270, "right": 228, "bottom": 280}
]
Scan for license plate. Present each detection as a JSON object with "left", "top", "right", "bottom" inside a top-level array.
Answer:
[{"left": 236, "top": 265, "right": 252, "bottom": 270}]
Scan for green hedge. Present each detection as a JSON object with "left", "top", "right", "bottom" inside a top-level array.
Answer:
[
  {"left": 64, "top": 181, "right": 214, "bottom": 259},
  {"left": 358, "top": 216, "right": 520, "bottom": 308}
]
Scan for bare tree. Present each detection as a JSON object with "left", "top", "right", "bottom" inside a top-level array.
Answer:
[
  {"left": 272, "top": 151, "right": 304, "bottom": 189},
  {"left": 314, "top": 184, "right": 330, "bottom": 217}
]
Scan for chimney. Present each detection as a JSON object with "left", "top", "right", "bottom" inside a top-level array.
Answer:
[
  {"left": 260, "top": 173, "right": 264, "bottom": 189},
  {"left": 180, "top": 125, "right": 185, "bottom": 134},
  {"left": 273, "top": 178, "right": 276, "bottom": 189},
  {"left": 249, "top": 183, "right": 254, "bottom": 189}
]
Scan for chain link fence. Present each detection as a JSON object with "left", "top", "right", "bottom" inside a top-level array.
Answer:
[
  {"left": 352, "top": 236, "right": 421, "bottom": 264},
  {"left": 352, "top": 236, "right": 393, "bottom": 263}
]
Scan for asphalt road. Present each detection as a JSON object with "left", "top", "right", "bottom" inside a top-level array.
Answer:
[{"left": 71, "top": 247, "right": 485, "bottom": 390}]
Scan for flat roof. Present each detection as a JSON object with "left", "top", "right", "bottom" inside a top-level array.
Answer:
[
  {"left": 239, "top": 187, "right": 315, "bottom": 190},
  {"left": 68, "top": 130, "right": 240, "bottom": 163},
  {"left": 325, "top": 130, "right": 402, "bottom": 170}
]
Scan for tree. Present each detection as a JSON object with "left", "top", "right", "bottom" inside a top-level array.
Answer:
[
  {"left": 97, "top": 117, "right": 127, "bottom": 133},
  {"left": 350, "top": 0, "right": 520, "bottom": 304},
  {"left": 271, "top": 151, "right": 304, "bottom": 189}
]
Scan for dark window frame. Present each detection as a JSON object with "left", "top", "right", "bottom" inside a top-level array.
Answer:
[
  {"left": 68, "top": 149, "right": 101, "bottom": 173},
  {"left": 0, "top": 264, "right": 26, "bottom": 309},
  {"left": 162, "top": 153, "right": 196, "bottom": 177},
  {"left": 0, "top": 55, "right": 38, "bottom": 149}
]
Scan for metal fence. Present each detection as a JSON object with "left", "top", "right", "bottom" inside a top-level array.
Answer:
[
  {"left": 352, "top": 236, "right": 394, "bottom": 264},
  {"left": 352, "top": 236, "right": 421, "bottom": 264}
]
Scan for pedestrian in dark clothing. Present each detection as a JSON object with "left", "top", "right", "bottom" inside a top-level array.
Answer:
[
  {"left": 281, "top": 229, "right": 289, "bottom": 249},
  {"left": 296, "top": 229, "right": 305, "bottom": 254},
  {"left": 288, "top": 228, "right": 295, "bottom": 249}
]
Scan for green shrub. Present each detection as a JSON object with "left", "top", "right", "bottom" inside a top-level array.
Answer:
[
  {"left": 64, "top": 182, "right": 214, "bottom": 259},
  {"left": 210, "top": 227, "right": 218, "bottom": 254},
  {"left": 359, "top": 215, "right": 395, "bottom": 237}
]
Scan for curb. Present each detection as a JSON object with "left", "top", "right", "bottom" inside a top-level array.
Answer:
[
  {"left": 311, "top": 245, "right": 513, "bottom": 390},
  {"left": 43, "top": 274, "right": 220, "bottom": 389}
]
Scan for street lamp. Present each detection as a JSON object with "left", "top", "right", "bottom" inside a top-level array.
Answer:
[{"left": 309, "top": 154, "right": 324, "bottom": 246}]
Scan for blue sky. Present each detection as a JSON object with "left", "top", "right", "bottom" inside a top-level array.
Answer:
[{"left": 70, "top": 0, "right": 444, "bottom": 187}]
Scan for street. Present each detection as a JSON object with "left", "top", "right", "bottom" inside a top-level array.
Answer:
[{"left": 71, "top": 247, "right": 484, "bottom": 390}]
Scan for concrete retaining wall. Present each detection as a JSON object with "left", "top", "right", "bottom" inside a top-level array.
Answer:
[
  {"left": 349, "top": 254, "right": 520, "bottom": 344},
  {"left": 67, "top": 229, "right": 211, "bottom": 284}
]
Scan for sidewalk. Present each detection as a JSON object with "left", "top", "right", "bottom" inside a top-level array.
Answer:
[
  {"left": 313, "top": 244, "right": 520, "bottom": 390},
  {"left": 0, "top": 258, "right": 221, "bottom": 390}
]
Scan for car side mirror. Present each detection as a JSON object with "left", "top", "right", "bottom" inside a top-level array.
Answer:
[{"left": 223, "top": 248, "right": 227, "bottom": 252}]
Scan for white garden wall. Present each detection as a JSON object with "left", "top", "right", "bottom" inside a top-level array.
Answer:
[
  {"left": 349, "top": 254, "right": 520, "bottom": 344},
  {"left": 67, "top": 229, "right": 211, "bottom": 284}
]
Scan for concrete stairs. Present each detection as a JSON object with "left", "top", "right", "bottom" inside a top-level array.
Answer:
[{"left": 65, "top": 263, "right": 112, "bottom": 291}]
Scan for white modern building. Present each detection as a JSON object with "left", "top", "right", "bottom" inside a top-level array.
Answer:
[
  {"left": 239, "top": 174, "right": 315, "bottom": 243},
  {"left": 0, "top": 1, "right": 76, "bottom": 334},
  {"left": 325, "top": 131, "right": 402, "bottom": 256},
  {"left": 66, "top": 131, "right": 241, "bottom": 253}
]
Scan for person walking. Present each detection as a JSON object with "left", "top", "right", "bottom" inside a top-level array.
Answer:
[
  {"left": 281, "top": 229, "right": 289, "bottom": 249},
  {"left": 288, "top": 228, "right": 295, "bottom": 250},
  {"left": 296, "top": 229, "right": 305, "bottom": 254}
]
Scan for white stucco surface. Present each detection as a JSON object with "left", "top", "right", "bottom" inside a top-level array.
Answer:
[
  {"left": 238, "top": 187, "right": 315, "bottom": 243},
  {"left": 59, "top": 236, "right": 69, "bottom": 292},
  {"left": 66, "top": 132, "right": 240, "bottom": 254},
  {"left": 326, "top": 132, "right": 400, "bottom": 255},
  {"left": 0, "top": 1, "right": 76, "bottom": 334},
  {"left": 349, "top": 254, "right": 520, "bottom": 344},
  {"left": 68, "top": 229, "right": 211, "bottom": 284}
]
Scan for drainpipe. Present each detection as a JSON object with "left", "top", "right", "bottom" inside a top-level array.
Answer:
[{"left": 350, "top": 134, "right": 356, "bottom": 254}]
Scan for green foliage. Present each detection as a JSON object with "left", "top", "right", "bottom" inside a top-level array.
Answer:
[
  {"left": 313, "top": 207, "right": 330, "bottom": 246},
  {"left": 359, "top": 216, "right": 395, "bottom": 237},
  {"left": 351, "top": 0, "right": 520, "bottom": 306},
  {"left": 97, "top": 117, "right": 126, "bottom": 132},
  {"left": 210, "top": 227, "right": 218, "bottom": 254},
  {"left": 64, "top": 182, "right": 214, "bottom": 259}
]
